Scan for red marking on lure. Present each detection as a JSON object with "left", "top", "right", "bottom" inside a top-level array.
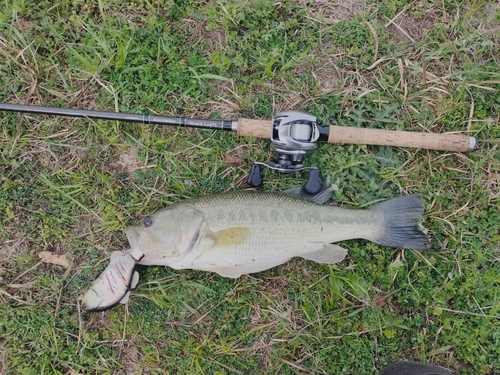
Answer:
[
  {"left": 109, "top": 267, "right": 117, "bottom": 283},
  {"left": 116, "top": 261, "right": 128, "bottom": 283},
  {"left": 105, "top": 273, "right": 115, "bottom": 295}
]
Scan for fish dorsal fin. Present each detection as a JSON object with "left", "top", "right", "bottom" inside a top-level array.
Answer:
[
  {"left": 301, "top": 244, "right": 348, "bottom": 264},
  {"left": 282, "top": 185, "right": 333, "bottom": 204}
]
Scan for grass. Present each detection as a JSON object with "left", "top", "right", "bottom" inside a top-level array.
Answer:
[{"left": 0, "top": 0, "right": 499, "bottom": 374}]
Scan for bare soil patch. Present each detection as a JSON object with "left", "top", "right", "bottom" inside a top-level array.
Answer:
[{"left": 385, "top": 10, "right": 438, "bottom": 44}]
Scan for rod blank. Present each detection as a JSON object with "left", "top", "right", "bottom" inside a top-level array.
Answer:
[{"left": 0, "top": 103, "right": 236, "bottom": 131}]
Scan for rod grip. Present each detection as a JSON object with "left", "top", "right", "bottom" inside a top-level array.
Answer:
[
  {"left": 237, "top": 118, "right": 271, "bottom": 138},
  {"left": 327, "top": 125, "right": 477, "bottom": 152}
]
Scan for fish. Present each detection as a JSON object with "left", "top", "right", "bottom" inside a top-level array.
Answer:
[
  {"left": 123, "top": 189, "right": 431, "bottom": 279},
  {"left": 81, "top": 248, "right": 144, "bottom": 312}
]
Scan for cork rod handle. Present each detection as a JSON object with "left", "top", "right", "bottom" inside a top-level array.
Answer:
[
  {"left": 327, "top": 126, "right": 477, "bottom": 152},
  {"left": 236, "top": 118, "right": 477, "bottom": 152},
  {"left": 237, "top": 118, "right": 271, "bottom": 138}
]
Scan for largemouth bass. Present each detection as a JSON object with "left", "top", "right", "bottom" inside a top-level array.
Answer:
[
  {"left": 124, "top": 190, "right": 430, "bottom": 278},
  {"left": 81, "top": 189, "right": 430, "bottom": 311}
]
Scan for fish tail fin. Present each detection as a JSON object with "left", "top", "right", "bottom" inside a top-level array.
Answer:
[{"left": 369, "top": 194, "right": 431, "bottom": 250}]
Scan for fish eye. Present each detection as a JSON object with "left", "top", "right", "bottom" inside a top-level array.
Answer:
[{"left": 144, "top": 216, "right": 153, "bottom": 227}]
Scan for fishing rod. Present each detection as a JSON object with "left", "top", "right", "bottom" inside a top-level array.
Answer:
[{"left": 0, "top": 103, "right": 479, "bottom": 193}]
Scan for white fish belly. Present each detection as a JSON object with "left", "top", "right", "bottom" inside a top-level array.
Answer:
[{"left": 189, "top": 225, "right": 371, "bottom": 273}]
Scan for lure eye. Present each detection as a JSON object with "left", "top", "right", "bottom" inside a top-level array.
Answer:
[{"left": 144, "top": 216, "right": 153, "bottom": 227}]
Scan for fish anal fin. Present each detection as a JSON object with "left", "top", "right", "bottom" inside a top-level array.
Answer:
[
  {"left": 214, "top": 266, "right": 242, "bottom": 278},
  {"left": 301, "top": 244, "right": 348, "bottom": 264},
  {"left": 211, "top": 227, "right": 251, "bottom": 248}
]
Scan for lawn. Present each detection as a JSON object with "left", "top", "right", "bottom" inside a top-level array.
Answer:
[{"left": 0, "top": 0, "right": 499, "bottom": 374}]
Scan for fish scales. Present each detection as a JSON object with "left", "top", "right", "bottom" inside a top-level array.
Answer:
[{"left": 181, "top": 193, "right": 349, "bottom": 274}]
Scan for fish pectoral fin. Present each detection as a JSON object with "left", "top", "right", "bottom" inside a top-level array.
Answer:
[
  {"left": 130, "top": 271, "right": 140, "bottom": 289},
  {"left": 301, "top": 244, "right": 348, "bottom": 264},
  {"left": 210, "top": 227, "right": 251, "bottom": 248},
  {"left": 214, "top": 266, "right": 242, "bottom": 278}
]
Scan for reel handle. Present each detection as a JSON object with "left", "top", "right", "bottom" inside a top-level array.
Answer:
[{"left": 237, "top": 118, "right": 478, "bottom": 152}]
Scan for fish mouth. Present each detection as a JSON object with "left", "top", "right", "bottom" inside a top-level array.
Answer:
[
  {"left": 125, "top": 225, "right": 143, "bottom": 250},
  {"left": 125, "top": 218, "right": 203, "bottom": 266}
]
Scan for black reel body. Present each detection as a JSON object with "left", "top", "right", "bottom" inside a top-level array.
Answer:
[{"left": 248, "top": 111, "right": 328, "bottom": 194}]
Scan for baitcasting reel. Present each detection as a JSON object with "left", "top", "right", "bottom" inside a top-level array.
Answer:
[{"left": 247, "top": 111, "right": 327, "bottom": 194}]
